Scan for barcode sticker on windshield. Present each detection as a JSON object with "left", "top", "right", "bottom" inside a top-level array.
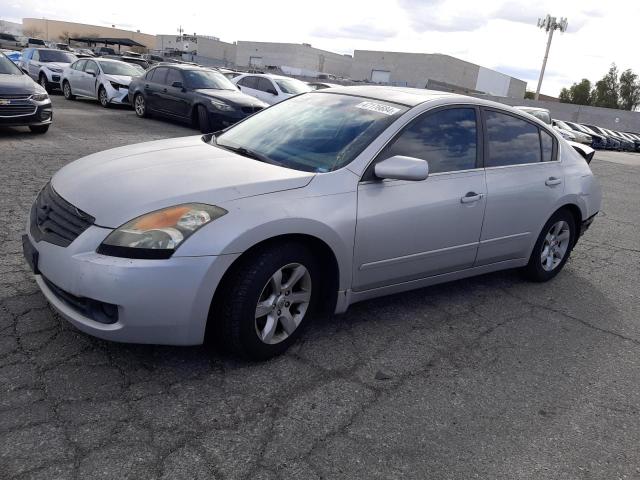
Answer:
[{"left": 355, "top": 101, "right": 400, "bottom": 116}]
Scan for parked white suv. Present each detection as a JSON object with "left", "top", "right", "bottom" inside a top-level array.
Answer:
[
  {"left": 232, "top": 73, "right": 311, "bottom": 104},
  {"left": 19, "top": 48, "right": 77, "bottom": 92}
]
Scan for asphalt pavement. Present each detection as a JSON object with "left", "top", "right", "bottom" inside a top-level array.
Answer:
[{"left": 1, "top": 95, "right": 639, "bottom": 479}]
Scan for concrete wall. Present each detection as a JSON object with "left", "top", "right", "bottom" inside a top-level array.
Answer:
[
  {"left": 476, "top": 95, "right": 640, "bottom": 132},
  {"left": 351, "top": 50, "right": 526, "bottom": 98},
  {"left": 236, "top": 41, "right": 352, "bottom": 77},
  {"left": 197, "top": 37, "right": 236, "bottom": 66},
  {"left": 22, "top": 18, "right": 155, "bottom": 49}
]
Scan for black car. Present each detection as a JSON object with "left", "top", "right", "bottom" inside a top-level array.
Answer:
[
  {"left": 128, "top": 65, "right": 268, "bottom": 133},
  {"left": 0, "top": 52, "right": 52, "bottom": 133}
]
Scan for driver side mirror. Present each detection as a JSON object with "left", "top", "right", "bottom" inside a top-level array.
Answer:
[
  {"left": 267, "top": 88, "right": 278, "bottom": 96},
  {"left": 374, "top": 155, "right": 429, "bottom": 181}
]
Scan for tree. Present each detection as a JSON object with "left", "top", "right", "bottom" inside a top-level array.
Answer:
[
  {"left": 524, "top": 90, "right": 535, "bottom": 99},
  {"left": 619, "top": 69, "right": 640, "bottom": 111},
  {"left": 592, "top": 64, "right": 619, "bottom": 109},
  {"left": 558, "top": 87, "right": 571, "bottom": 103}
]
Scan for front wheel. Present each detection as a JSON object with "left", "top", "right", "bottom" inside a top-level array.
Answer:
[
  {"left": 134, "top": 93, "right": 147, "bottom": 117},
  {"left": 98, "top": 86, "right": 110, "bottom": 108},
  {"left": 197, "top": 105, "right": 211, "bottom": 133},
  {"left": 213, "top": 243, "right": 319, "bottom": 360},
  {"left": 523, "top": 209, "right": 576, "bottom": 282},
  {"left": 38, "top": 74, "right": 50, "bottom": 93},
  {"left": 62, "top": 81, "right": 75, "bottom": 100}
]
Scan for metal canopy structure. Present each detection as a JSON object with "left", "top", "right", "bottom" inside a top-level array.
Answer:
[{"left": 69, "top": 37, "right": 147, "bottom": 51}]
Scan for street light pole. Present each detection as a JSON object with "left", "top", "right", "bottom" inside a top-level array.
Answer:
[{"left": 535, "top": 15, "right": 568, "bottom": 101}]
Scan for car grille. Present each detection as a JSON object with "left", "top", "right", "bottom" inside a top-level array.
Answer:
[
  {"left": 30, "top": 182, "right": 95, "bottom": 247},
  {"left": 0, "top": 104, "right": 36, "bottom": 117},
  {"left": 241, "top": 106, "right": 263, "bottom": 114},
  {"left": 0, "top": 93, "right": 31, "bottom": 100}
]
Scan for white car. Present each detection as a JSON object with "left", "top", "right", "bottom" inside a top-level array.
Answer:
[
  {"left": 61, "top": 58, "right": 144, "bottom": 107},
  {"left": 232, "top": 73, "right": 312, "bottom": 104},
  {"left": 18, "top": 48, "right": 77, "bottom": 92}
]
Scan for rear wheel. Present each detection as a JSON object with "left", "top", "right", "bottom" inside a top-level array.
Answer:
[
  {"left": 29, "top": 125, "right": 49, "bottom": 134},
  {"left": 98, "top": 86, "right": 110, "bottom": 108},
  {"left": 197, "top": 105, "right": 211, "bottom": 133},
  {"left": 62, "top": 81, "right": 75, "bottom": 100},
  {"left": 134, "top": 93, "right": 147, "bottom": 117},
  {"left": 213, "top": 243, "right": 319, "bottom": 360},
  {"left": 523, "top": 209, "right": 576, "bottom": 282},
  {"left": 38, "top": 74, "right": 50, "bottom": 93}
]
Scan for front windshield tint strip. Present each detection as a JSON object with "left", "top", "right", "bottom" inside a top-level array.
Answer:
[{"left": 215, "top": 93, "right": 408, "bottom": 173}]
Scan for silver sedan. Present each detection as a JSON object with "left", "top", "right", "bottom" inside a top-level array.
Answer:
[{"left": 23, "top": 86, "right": 601, "bottom": 359}]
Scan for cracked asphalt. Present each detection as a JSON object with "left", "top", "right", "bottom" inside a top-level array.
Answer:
[{"left": 1, "top": 95, "right": 640, "bottom": 479}]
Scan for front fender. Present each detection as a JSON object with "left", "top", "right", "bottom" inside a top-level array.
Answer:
[{"left": 175, "top": 189, "right": 358, "bottom": 291}]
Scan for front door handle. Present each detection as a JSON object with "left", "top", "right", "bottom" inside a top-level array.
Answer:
[
  {"left": 461, "top": 192, "right": 484, "bottom": 204},
  {"left": 545, "top": 177, "right": 562, "bottom": 186}
]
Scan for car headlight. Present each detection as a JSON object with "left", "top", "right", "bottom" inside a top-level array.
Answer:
[
  {"left": 46, "top": 66, "right": 63, "bottom": 73},
  {"left": 110, "top": 81, "right": 127, "bottom": 90},
  {"left": 97, "top": 204, "right": 227, "bottom": 259},
  {"left": 210, "top": 98, "right": 234, "bottom": 111},
  {"left": 30, "top": 92, "right": 49, "bottom": 102}
]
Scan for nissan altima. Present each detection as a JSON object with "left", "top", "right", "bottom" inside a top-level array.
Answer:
[{"left": 23, "top": 86, "right": 601, "bottom": 359}]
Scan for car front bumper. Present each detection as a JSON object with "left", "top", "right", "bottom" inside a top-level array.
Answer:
[
  {"left": 0, "top": 102, "right": 53, "bottom": 127},
  {"left": 24, "top": 224, "right": 240, "bottom": 345},
  {"left": 106, "top": 85, "right": 130, "bottom": 105}
]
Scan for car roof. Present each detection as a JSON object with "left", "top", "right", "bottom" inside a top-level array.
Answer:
[
  {"left": 238, "top": 73, "right": 298, "bottom": 80},
  {"left": 313, "top": 85, "right": 459, "bottom": 106}
]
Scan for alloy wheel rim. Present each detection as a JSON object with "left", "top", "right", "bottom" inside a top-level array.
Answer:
[
  {"left": 40, "top": 77, "right": 46, "bottom": 88},
  {"left": 540, "top": 220, "right": 570, "bottom": 271},
  {"left": 64, "top": 83, "right": 70, "bottom": 98},
  {"left": 254, "top": 263, "right": 312, "bottom": 345},
  {"left": 135, "top": 96, "right": 144, "bottom": 115},
  {"left": 100, "top": 89, "right": 107, "bottom": 105}
]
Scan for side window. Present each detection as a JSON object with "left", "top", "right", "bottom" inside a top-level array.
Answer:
[
  {"left": 145, "top": 68, "right": 156, "bottom": 80},
  {"left": 22, "top": 49, "right": 33, "bottom": 60},
  {"left": 379, "top": 107, "right": 478, "bottom": 174},
  {"left": 165, "top": 68, "right": 182, "bottom": 86},
  {"left": 257, "top": 77, "right": 275, "bottom": 93},
  {"left": 239, "top": 76, "right": 258, "bottom": 89},
  {"left": 540, "top": 129, "right": 554, "bottom": 162},
  {"left": 485, "top": 110, "right": 541, "bottom": 167},
  {"left": 150, "top": 67, "right": 168, "bottom": 84},
  {"left": 84, "top": 60, "right": 98, "bottom": 74},
  {"left": 74, "top": 59, "right": 87, "bottom": 71},
  {"left": 32, "top": 50, "right": 39, "bottom": 61}
]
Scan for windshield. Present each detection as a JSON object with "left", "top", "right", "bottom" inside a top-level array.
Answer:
[
  {"left": 215, "top": 93, "right": 408, "bottom": 172},
  {"left": 183, "top": 70, "right": 236, "bottom": 90},
  {"left": 39, "top": 50, "right": 76, "bottom": 63},
  {"left": 0, "top": 53, "right": 22, "bottom": 75},
  {"left": 100, "top": 61, "right": 143, "bottom": 76},
  {"left": 274, "top": 77, "right": 312, "bottom": 95}
]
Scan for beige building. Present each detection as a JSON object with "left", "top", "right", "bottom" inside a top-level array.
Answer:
[{"left": 22, "top": 18, "right": 155, "bottom": 50}]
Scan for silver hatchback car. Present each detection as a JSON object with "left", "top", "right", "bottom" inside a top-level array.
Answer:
[{"left": 23, "top": 87, "right": 601, "bottom": 359}]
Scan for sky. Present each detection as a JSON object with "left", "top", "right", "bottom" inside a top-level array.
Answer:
[{"left": 0, "top": 0, "right": 635, "bottom": 96}]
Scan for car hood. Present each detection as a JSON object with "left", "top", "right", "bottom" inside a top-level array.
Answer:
[
  {"left": 195, "top": 88, "right": 267, "bottom": 107},
  {"left": 103, "top": 74, "right": 132, "bottom": 85},
  {"left": 0, "top": 73, "right": 38, "bottom": 94},
  {"left": 51, "top": 135, "right": 315, "bottom": 227}
]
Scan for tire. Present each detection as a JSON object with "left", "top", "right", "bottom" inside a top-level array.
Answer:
[
  {"left": 62, "top": 81, "right": 75, "bottom": 100},
  {"left": 213, "top": 242, "right": 320, "bottom": 360},
  {"left": 98, "top": 86, "right": 110, "bottom": 108},
  {"left": 523, "top": 209, "right": 576, "bottom": 282},
  {"left": 134, "top": 93, "right": 147, "bottom": 117},
  {"left": 197, "top": 105, "right": 211, "bottom": 133},
  {"left": 29, "top": 125, "right": 49, "bottom": 134},
  {"left": 38, "top": 74, "right": 50, "bottom": 93}
]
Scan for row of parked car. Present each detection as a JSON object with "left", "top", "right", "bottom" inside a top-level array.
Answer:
[{"left": 514, "top": 106, "right": 640, "bottom": 153}]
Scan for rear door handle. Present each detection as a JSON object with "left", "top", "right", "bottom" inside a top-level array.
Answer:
[
  {"left": 461, "top": 192, "right": 484, "bottom": 203},
  {"left": 545, "top": 177, "right": 562, "bottom": 186}
]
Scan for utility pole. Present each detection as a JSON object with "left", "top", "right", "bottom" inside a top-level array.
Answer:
[{"left": 535, "top": 15, "right": 568, "bottom": 100}]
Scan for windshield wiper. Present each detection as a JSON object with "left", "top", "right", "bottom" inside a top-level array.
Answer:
[{"left": 213, "top": 139, "right": 283, "bottom": 167}]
